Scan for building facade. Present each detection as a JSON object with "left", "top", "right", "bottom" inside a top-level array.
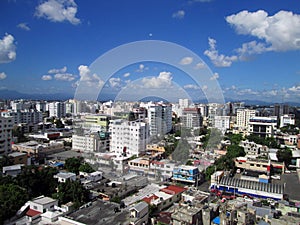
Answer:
[{"left": 0, "top": 116, "right": 13, "bottom": 155}]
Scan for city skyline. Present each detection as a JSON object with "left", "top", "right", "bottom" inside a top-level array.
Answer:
[{"left": 0, "top": 0, "right": 300, "bottom": 103}]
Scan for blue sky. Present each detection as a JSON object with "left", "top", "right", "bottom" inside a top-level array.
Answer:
[{"left": 0, "top": 0, "right": 300, "bottom": 103}]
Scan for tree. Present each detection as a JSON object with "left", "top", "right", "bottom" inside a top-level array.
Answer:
[
  {"left": 226, "top": 145, "right": 245, "bottom": 158},
  {"left": 226, "top": 133, "right": 243, "bottom": 145},
  {"left": 65, "top": 157, "right": 83, "bottom": 175},
  {"left": 54, "top": 180, "right": 89, "bottom": 209},
  {"left": 0, "top": 184, "right": 29, "bottom": 224},
  {"left": 276, "top": 147, "right": 292, "bottom": 167},
  {"left": 79, "top": 163, "right": 95, "bottom": 173}
]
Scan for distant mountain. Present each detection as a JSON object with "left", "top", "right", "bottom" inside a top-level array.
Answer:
[{"left": 0, "top": 89, "right": 73, "bottom": 101}]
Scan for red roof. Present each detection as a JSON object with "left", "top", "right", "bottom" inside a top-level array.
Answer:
[
  {"left": 160, "top": 185, "right": 187, "bottom": 195},
  {"left": 142, "top": 195, "right": 159, "bottom": 204},
  {"left": 26, "top": 209, "right": 41, "bottom": 217}
]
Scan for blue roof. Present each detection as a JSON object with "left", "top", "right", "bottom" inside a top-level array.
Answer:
[
  {"left": 53, "top": 162, "right": 64, "bottom": 167},
  {"left": 213, "top": 216, "right": 220, "bottom": 225}
]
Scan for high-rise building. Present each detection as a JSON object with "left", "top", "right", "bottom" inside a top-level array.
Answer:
[
  {"left": 109, "top": 119, "right": 149, "bottom": 157},
  {"left": 48, "top": 102, "right": 66, "bottom": 118},
  {"left": 214, "top": 116, "right": 230, "bottom": 133},
  {"left": 280, "top": 114, "right": 295, "bottom": 128},
  {"left": 181, "top": 108, "right": 202, "bottom": 128},
  {"left": 148, "top": 104, "right": 172, "bottom": 137},
  {"left": 179, "top": 99, "right": 190, "bottom": 109},
  {"left": 236, "top": 109, "right": 256, "bottom": 131},
  {"left": 274, "top": 104, "right": 289, "bottom": 117},
  {"left": 0, "top": 116, "right": 13, "bottom": 155}
]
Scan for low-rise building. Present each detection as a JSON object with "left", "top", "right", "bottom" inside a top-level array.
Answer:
[
  {"left": 129, "top": 201, "right": 149, "bottom": 225},
  {"left": 172, "top": 165, "right": 200, "bottom": 185},
  {"left": 54, "top": 172, "right": 76, "bottom": 183}
]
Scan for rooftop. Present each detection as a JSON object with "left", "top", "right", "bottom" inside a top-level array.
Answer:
[{"left": 31, "top": 196, "right": 57, "bottom": 205}]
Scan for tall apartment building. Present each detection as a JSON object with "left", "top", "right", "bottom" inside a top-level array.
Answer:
[
  {"left": 48, "top": 102, "right": 66, "bottom": 118},
  {"left": 274, "top": 104, "right": 289, "bottom": 117},
  {"left": 179, "top": 99, "right": 190, "bottom": 109},
  {"left": 109, "top": 119, "right": 149, "bottom": 157},
  {"left": 1, "top": 110, "right": 43, "bottom": 125},
  {"left": 236, "top": 109, "right": 256, "bottom": 131},
  {"left": 148, "top": 104, "right": 172, "bottom": 137},
  {"left": 72, "top": 133, "right": 109, "bottom": 152},
  {"left": 214, "top": 116, "right": 230, "bottom": 133},
  {"left": 180, "top": 108, "right": 202, "bottom": 128},
  {"left": 248, "top": 116, "right": 277, "bottom": 138},
  {"left": 0, "top": 116, "right": 13, "bottom": 155}
]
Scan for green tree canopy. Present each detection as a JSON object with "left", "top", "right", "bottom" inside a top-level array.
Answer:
[
  {"left": 65, "top": 157, "right": 84, "bottom": 175},
  {"left": 79, "top": 163, "right": 95, "bottom": 173},
  {"left": 276, "top": 147, "right": 292, "bottom": 167}
]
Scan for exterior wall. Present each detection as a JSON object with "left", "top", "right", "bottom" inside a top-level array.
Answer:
[
  {"left": 248, "top": 116, "right": 277, "bottom": 137},
  {"left": 181, "top": 108, "right": 202, "bottom": 128},
  {"left": 214, "top": 116, "right": 230, "bottom": 133},
  {"left": 236, "top": 109, "right": 256, "bottom": 131},
  {"left": 148, "top": 104, "right": 172, "bottom": 137},
  {"left": 0, "top": 116, "right": 13, "bottom": 155},
  {"left": 235, "top": 157, "right": 270, "bottom": 173},
  {"left": 109, "top": 119, "right": 149, "bottom": 157}
]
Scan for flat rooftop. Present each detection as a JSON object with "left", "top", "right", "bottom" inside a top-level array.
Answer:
[{"left": 67, "top": 200, "right": 130, "bottom": 225}]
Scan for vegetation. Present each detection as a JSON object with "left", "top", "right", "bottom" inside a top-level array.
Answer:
[
  {"left": 276, "top": 147, "right": 292, "bottom": 167},
  {"left": 79, "top": 163, "right": 95, "bottom": 173},
  {"left": 0, "top": 184, "right": 29, "bottom": 224},
  {"left": 53, "top": 180, "right": 89, "bottom": 209},
  {"left": 65, "top": 157, "right": 84, "bottom": 175},
  {"left": 280, "top": 125, "right": 299, "bottom": 135},
  {"left": 246, "top": 134, "right": 279, "bottom": 148}
]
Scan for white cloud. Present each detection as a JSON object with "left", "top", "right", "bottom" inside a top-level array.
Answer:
[
  {"left": 48, "top": 66, "right": 67, "bottom": 74},
  {"left": 109, "top": 77, "right": 122, "bottom": 88},
  {"left": 142, "top": 71, "right": 173, "bottom": 89},
  {"left": 42, "top": 75, "right": 52, "bottom": 80},
  {"left": 136, "top": 64, "right": 148, "bottom": 73},
  {"left": 204, "top": 38, "right": 238, "bottom": 67},
  {"left": 54, "top": 73, "right": 75, "bottom": 81},
  {"left": 194, "top": 62, "right": 206, "bottom": 69},
  {"left": 35, "top": 0, "right": 80, "bottom": 25},
  {"left": 17, "top": 23, "right": 30, "bottom": 31},
  {"left": 289, "top": 85, "right": 300, "bottom": 92},
  {"left": 172, "top": 10, "right": 185, "bottom": 19},
  {"left": 0, "top": 72, "right": 7, "bottom": 80},
  {"left": 179, "top": 56, "right": 193, "bottom": 65},
  {"left": 183, "top": 84, "right": 201, "bottom": 90},
  {"left": 210, "top": 72, "right": 219, "bottom": 80},
  {"left": 226, "top": 10, "right": 300, "bottom": 51},
  {"left": 123, "top": 72, "right": 130, "bottom": 78},
  {"left": 78, "top": 65, "right": 104, "bottom": 87},
  {"left": 236, "top": 41, "right": 271, "bottom": 60},
  {"left": 0, "top": 34, "right": 16, "bottom": 64}
]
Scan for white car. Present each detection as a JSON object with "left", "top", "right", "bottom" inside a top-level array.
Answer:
[{"left": 271, "top": 175, "right": 280, "bottom": 180}]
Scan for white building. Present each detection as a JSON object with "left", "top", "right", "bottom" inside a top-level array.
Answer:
[
  {"left": 1, "top": 110, "right": 43, "bottom": 125},
  {"left": 109, "top": 119, "right": 149, "bottom": 157},
  {"left": 181, "top": 108, "right": 202, "bottom": 128},
  {"left": 214, "top": 116, "right": 230, "bottom": 133},
  {"left": 280, "top": 114, "right": 295, "bottom": 128},
  {"left": 147, "top": 104, "right": 172, "bottom": 137},
  {"left": 0, "top": 115, "right": 13, "bottom": 155},
  {"left": 72, "top": 133, "right": 108, "bottom": 152},
  {"left": 54, "top": 172, "right": 76, "bottom": 183},
  {"left": 248, "top": 116, "right": 277, "bottom": 138},
  {"left": 236, "top": 109, "right": 256, "bottom": 131},
  {"left": 179, "top": 99, "right": 190, "bottom": 109},
  {"left": 48, "top": 102, "right": 66, "bottom": 118}
]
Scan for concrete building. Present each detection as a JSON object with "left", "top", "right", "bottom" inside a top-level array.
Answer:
[
  {"left": 2, "top": 164, "right": 23, "bottom": 177},
  {"left": 239, "top": 140, "right": 269, "bottom": 158},
  {"left": 109, "top": 119, "right": 149, "bottom": 157},
  {"left": 179, "top": 98, "right": 190, "bottom": 109},
  {"left": 72, "top": 133, "right": 108, "bottom": 152},
  {"left": 172, "top": 165, "right": 200, "bottom": 185},
  {"left": 280, "top": 114, "right": 295, "bottom": 128},
  {"left": 147, "top": 103, "right": 172, "bottom": 137},
  {"left": 1, "top": 110, "right": 43, "bottom": 125},
  {"left": 172, "top": 206, "right": 202, "bottom": 225},
  {"left": 181, "top": 108, "right": 202, "bottom": 128},
  {"left": 248, "top": 116, "right": 277, "bottom": 138},
  {"left": 129, "top": 201, "right": 149, "bottom": 225},
  {"left": 54, "top": 172, "right": 76, "bottom": 183},
  {"left": 48, "top": 102, "right": 66, "bottom": 118},
  {"left": 8, "top": 152, "right": 28, "bottom": 165},
  {"left": 0, "top": 115, "right": 13, "bottom": 155},
  {"left": 236, "top": 109, "right": 256, "bottom": 131},
  {"left": 214, "top": 115, "right": 230, "bottom": 133},
  {"left": 84, "top": 114, "right": 111, "bottom": 131}
]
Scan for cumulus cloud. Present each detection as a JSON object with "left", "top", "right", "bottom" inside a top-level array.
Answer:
[
  {"left": 226, "top": 10, "right": 300, "bottom": 51},
  {"left": 35, "top": 0, "right": 80, "bottom": 25},
  {"left": 48, "top": 66, "right": 67, "bottom": 74},
  {"left": 195, "top": 62, "right": 206, "bottom": 69},
  {"left": 0, "top": 72, "right": 7, "bottom": 80},
  {"left": 42, "top": 75, "right": 52, "bottom": 80},
  {"left": 17, "top": 23, "right": 30, "bottom": 31},
  {"left": 204, "top": 38, "right": 238, "bottom": 67},
  {"left": 172, "top": 10, "right": 185, "bottom": 19},
  {"left": 183, "top": 84, "right": 201, "bottom": 90},
  {"left": 179, "top": 56, "right": 193, "bottom": 65},
  {"left": 210, "top": 72, "right": 219, "bottom": 80},
  {"left": 0, "top": 34, "right": 16, "bottom": 64},
  {"left": 54, "top": 73, "right": 75, "bottom": 81},
  {"left": 136, "top": 64, "right": 148, "bottom": 73},
  {"left": 142, "top": 71, "right": 173, "bottom": 89},
  {"left": 123, "top": 72, "right": 130, "bottom": 78},
  {"left": 78, "top": 65, "right": 104, "bottom": 87},
  {"left": 109, "top": 77, "right": 122, "bottom": 88},
  {"left": 289, "top": 85, "right": 300, "bottom": 92}
]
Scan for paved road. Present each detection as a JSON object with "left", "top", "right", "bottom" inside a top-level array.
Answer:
[{"left": 281, "top": 172, "right": 300, "bottom": 201}]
